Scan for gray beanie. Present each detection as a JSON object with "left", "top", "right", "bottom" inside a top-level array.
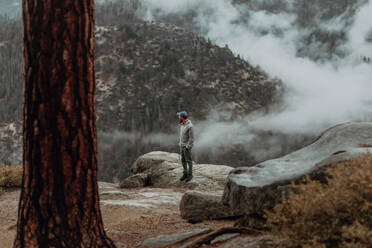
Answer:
[{"left": 176, "top": 111, "right": 188, "bottom": 118}]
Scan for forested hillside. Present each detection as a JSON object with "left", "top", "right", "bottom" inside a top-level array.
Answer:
[{"left": 0, "top": 2, "right": 294, "bottom": 182}]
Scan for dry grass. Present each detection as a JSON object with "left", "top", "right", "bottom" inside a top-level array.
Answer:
[
  {"left": 0, "top": 165, "right": 23, "bottom": 190},
  {"left": 265, "top": 154, "right": 372, "bottom": 248}
]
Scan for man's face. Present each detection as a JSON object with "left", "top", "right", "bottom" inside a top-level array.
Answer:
[{"left": 179, "top": 116, "right": 185, "bottom": 123}]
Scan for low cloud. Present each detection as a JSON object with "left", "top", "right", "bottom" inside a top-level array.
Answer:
[{"left": 98, "top": 0, "right": 372, "bottom": 163}]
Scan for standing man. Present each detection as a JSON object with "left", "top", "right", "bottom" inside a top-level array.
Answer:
[{"left": 177, "top": 111, "right": 194, "bottom": 182}]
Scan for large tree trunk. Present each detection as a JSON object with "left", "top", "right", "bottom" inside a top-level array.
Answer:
[{"left": 14, "top": 0, "right": 116, "bottom": 247}]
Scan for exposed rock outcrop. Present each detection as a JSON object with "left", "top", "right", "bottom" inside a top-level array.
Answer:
[
  {"left": 131, "top": 151, "right": 180, "bottom": 174},
  {"left": 119, "top": 173, "right": 148, "bottom": 188},
  {"left": 120, "top": 151, "right": 234, "bottom": 192},
  {"left": 99, "top": 182, "right": 183, "bottom": 209},
  {"left": 222, "top": 122, "right": 372, "bottom": 216},
  {"left": 179, "top": 191, "right": 235, "bottom": 223}
]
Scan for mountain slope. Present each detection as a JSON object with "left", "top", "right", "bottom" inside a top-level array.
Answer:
[
  {"left": 95, "top": 20, "right": 283, "bottom": 181},
  {"left": 95, "top": 21, "right": 282, "bottom": 133},
  {"left": 0, "top": 17, "right": 282, "bottom": 181}
]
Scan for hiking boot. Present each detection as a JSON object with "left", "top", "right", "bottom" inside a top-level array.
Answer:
[
  {"left": 185, "top": 174, "right": 193, "bottom": 182},
  {"left": 180, "top": 173, "right": 188, "bottom": 181}
]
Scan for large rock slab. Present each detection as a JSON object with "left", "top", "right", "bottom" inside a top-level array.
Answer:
[
  {"left": 223, "top": 123, "right": 372, "bottom": 216},
  {"left": 131, "top": 151, "right": 180, "bottom": 174},
  {"left": 121, "top": 151, "right": 234, "bottom": 192},
  {"left": 98, "top": 182, "right": 119, "bottom": 191},
  {"left": 180, "top": 190, "right": 234, "bottom": 222},
  {"left": 100, "top": 187, "right": 183, "bottom": 209},
  {"left": 140, "top": 228, "right": 212, "bottom": 248},
  {"left": 148, "top": 161, "right": 233, "bottom": 192},
  {"left": 119, "top": 173, "right": 148, "bottom": 188}
]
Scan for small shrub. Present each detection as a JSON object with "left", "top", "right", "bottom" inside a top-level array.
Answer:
[
  {"left": 265, "top": 154, "right": 372, "bottom": 247},
  {"left": 0, "top": 165, "right": 23, "bottom": 188}
]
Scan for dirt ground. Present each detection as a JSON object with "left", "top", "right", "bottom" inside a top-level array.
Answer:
[
  {"left": 0, "top": 189, "right": 19, "bottom": 248},
  {"left": 0, "top": 187, "right": 235, "bottom": 248}
]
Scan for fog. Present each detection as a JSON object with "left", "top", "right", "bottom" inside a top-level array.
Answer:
[
  {"left": 134, "top": 0, "right": 372, "bottom": 156},
  {"left": 0, "top": 0, "right": 21, "bottom": 17},
  {"left": 3, "top": 0, "right": 372, "bottom": 162}
]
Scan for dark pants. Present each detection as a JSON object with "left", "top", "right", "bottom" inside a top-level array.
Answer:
[{"left": 181, "top": 146, "right": 193, "bottom": 175}]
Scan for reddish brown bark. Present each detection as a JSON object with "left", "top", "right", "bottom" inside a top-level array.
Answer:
[{"left": 14, "top": 0, "right": 116, "bottom": 247}]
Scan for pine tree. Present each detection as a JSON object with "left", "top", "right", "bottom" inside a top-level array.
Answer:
[{"left": 14, "top": 0, "right": 116, "bottom": 247}]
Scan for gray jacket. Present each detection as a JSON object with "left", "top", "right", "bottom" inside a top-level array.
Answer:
[{"left": 179, "top": 119, "right": 194, "bottom": 149}]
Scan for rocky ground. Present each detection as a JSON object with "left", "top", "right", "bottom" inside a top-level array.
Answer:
[
  {"left": 2, "top": 123, "right": 371, "bottom": 247},
  {"left": 0, "top": 184, "right": 273, "bottom": 248},
  {"left": 0, "top": 150, "right": 276, "bottom": 248}
]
